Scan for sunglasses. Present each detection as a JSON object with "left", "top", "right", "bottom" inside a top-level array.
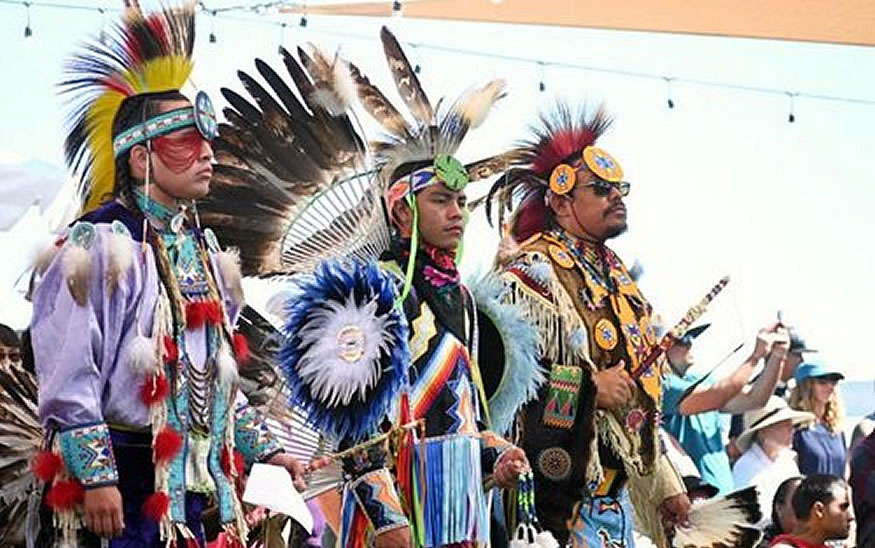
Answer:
[{"left": 582, "top": 179, "right": 631, "bottom": 197}]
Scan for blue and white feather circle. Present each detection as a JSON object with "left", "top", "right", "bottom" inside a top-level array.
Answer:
[{"left": 279, "top": 260, "right": 410, "bottom": 442}]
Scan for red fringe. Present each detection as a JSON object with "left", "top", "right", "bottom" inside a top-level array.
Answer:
[
  {"left": 142, "top": 492, "right": 170, "bottom": 522},
  {"left": 232, "top": 332, "right": 249, "bottom": 365},
  {"left": 140, "top": 374, "right": 169, "bottom": 406},
  {"left": 45, "top": 480, "right": 84, "bottom": 510},
  {"left": 185, "top": 301, "right": 223, "bottom": 329},
  {"left": 32, "top": 450, "right": 64, "bottom": 482},
  {"left": 221, "top": 447, "right": 245, "bottom": 478},
  {"left": 154, "top": 428, "right": 183, "bottom": 464},
  {"left": 163, "top": 335, "right": 179, "bottom": 365}
]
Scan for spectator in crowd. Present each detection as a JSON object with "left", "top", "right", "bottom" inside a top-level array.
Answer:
[
  {"left": 733, "top": 396, "right": 814, "bottom": 528},
  {"left": 770, "top": 474, "right": 853, "bottom": 548},
  {"left": 757, "top": 476, "right": 803, "bottom": 548},
  {"left": 849, "top": 429, "right": 875, "bottom": 548},
  {"left": 663, "top": 323, "right": 789, "bottom": 494},
  {"left": 0, "top": 323, "right": 21, "bottom": 369},
  {"left": 849, "top": 381, "right": 875, "bottom": 451},
  {"left": 788, "top": 360, "right": 847, "bottom": 476},
  {"left": 727, "top": 329, "right": 816, "bottom": 459}
]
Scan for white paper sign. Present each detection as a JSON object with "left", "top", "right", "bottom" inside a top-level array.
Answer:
[{"left": 243, "top": 463, "right": 314, "bottom": 534}]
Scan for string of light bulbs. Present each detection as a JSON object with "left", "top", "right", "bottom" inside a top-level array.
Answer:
[{"left": 3, "top": 0, "right": 875, "bottom": 124}]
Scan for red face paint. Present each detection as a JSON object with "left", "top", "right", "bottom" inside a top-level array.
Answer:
[{"left": 152, "top": 127, "right": 205, "bottom": 173}]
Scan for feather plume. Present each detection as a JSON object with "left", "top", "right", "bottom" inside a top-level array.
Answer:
[
  {"left": 62, "top": 245, "right": 91, "bottom": 307},
  {"left": 380, "top": 26, "right": 434, "bottom": 126},
  {"left": 452, "top": 79, "right": 506, "bottom": 130},
  {"left": 32, "top": 236, "right": 62, "bottom": 275},
  {"left": 215, "top": 248, "right": 245, "bottom": 306},
  {"left": 348, "top": 61, "right": 411, "bottom": 137},
  {"left": 105, "top": 230, "right": 134, "bottom": 291},
  {"left": 303, "top": 45, "right": 357, "bottom": 117},
  {"left": 217, "top": 342, "right": 239, "bottom": 388},
  {"left": 127, "top": 333, "right": 158, "bottom": 376}
]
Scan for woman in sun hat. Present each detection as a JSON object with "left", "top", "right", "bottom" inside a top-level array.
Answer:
[
  {"left": 732, "top": 396, "right": 814, "bottom": 528},
  {"left": 788, "top": 359, "right": 848, "bottom": 476}
]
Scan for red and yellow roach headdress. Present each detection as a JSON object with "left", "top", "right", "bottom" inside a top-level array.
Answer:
[
  {"left": 60, "top": 1, "right": 215, "bottom": 215},
  {"left": 484, "top": 102, "right": 623, "bottom": 242}
]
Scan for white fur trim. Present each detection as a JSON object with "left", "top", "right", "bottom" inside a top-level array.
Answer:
[
  {"left": 128, "top": 334, "right": 159, "bottom": 376},
  {"left": 217, "top": 342, "right": 239, "bottom": 388},
  {"left": 61, "top": 245, "right": 92, "bottom": 306},
  {"left": 105, "top": 231, "right": 134, "bottom": 292}
]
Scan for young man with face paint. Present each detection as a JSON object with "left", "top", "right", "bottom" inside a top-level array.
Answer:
[
  {"left": 490, "top": 104, "right": 690, "bottom": 547},
  {"left": 29, "top": 6, "right": 303, "bottom": 547}
]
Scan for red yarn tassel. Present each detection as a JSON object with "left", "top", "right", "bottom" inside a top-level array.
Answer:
[
  {"left": 140, "top": 374, "right": 169, "bottom": 406},
  {"left": 32, "top": 450, "right": 64, "bottom": 482},
  {"left": 204, "top": 301, "right": 223, "bottom": 326},
  {"left": 185, "top": 302, "right": 207, "bottom": 328},
  {"left": 153, "top": 428, "right": 183, "bottom": 464},
  {"left": 163, "top": 335, "right": 178, "bottom": 365},
  {"left": 232, "top": 332, "right": 249, "bottom": 365},
  {"left": 45, "top": 480, "right": 84, "bottom": 510},
  {"left": 142, "top": 492, "right": 170, "bottom": 522}
]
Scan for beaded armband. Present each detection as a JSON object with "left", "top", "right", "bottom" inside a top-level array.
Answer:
[{"left": 58, "top": 422, "right": 118, "bottom": 488}]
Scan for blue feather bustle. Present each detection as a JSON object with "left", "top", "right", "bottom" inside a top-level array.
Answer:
[{"left": 279, "top": 260, "right": 411, "bottom": 442}]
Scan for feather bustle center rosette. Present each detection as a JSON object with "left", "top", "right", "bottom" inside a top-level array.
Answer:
[{"left": 278, "top": 260, "right": 410, "bottom": 442}]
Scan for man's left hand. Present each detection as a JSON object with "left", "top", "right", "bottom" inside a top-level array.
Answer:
[
  {"left": 660, "top": 492, "right": 692, "bottom": 532},
  {"left": 492, "top": 447, "right": 529, "bottom": 489},
  {"left": 267, "top": 452, "right": 307, "bottom": 491}
]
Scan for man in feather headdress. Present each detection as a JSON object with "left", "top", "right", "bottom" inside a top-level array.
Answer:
[
  {"left": 490, "top": 103, "right": 690, "bottom": 547},
  {"left": 28, "top": 4, "right": 303, "bottom": 547},
  {"left": 195, "top": 26, "right": 546, "bottom": 548}
]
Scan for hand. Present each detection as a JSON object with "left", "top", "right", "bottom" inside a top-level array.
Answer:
[
  {"left": 753, "top": 324, "right": 778, "bottom": 359},
  {"left": 267, "top": 452, "right": 307, "bottom": 491},
  {"left": 594, "top": 361, "right": 636, "bottom": 409},
  {"left": 83, "top": 486, "right": 124, "bottom": 538},
  {"left": 493, "top": 447, "right": 529, "bottom": 489},
  {"left": 660, "top": 492, "right": 692, "bottom": 532},
  {"left": 375, "top": 525, "right": 413, "bottom": 548}
]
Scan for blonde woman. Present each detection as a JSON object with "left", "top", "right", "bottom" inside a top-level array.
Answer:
[{"left": 789, "top": 360, "right": 848, "bottom": 476}]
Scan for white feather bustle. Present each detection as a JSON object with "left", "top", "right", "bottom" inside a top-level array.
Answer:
[
  {"left": 215, "top": 248, "right": 245, "bottom": 306},
  {"left": 509, "top": 540, "right": 528, "bottom": 548},
  {"left": 217, "top": 342, "right": 239, "bottom": 388},
  {"left": 457, "top": 79, "right": 507, "bottom": 129},
  {"left": 128, "top": 334, "right": 160, "bottom": 376},
  {"left": 61, "top": 245, "right": 92, "bottom": 306},
  {"left": 105, "top": 231, "right": 134, "bottom": 291},
  {"left": 534, "top": 530, "right": 560, "bottom": 548}
]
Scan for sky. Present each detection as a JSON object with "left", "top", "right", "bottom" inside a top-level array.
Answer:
[{"left": 1, "top": 1, "right": 874, "bottom": 381}]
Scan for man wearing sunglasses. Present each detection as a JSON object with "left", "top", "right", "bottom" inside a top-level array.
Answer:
[{"left": 491, "top": 104, "right": 689, "bottom": 547}]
